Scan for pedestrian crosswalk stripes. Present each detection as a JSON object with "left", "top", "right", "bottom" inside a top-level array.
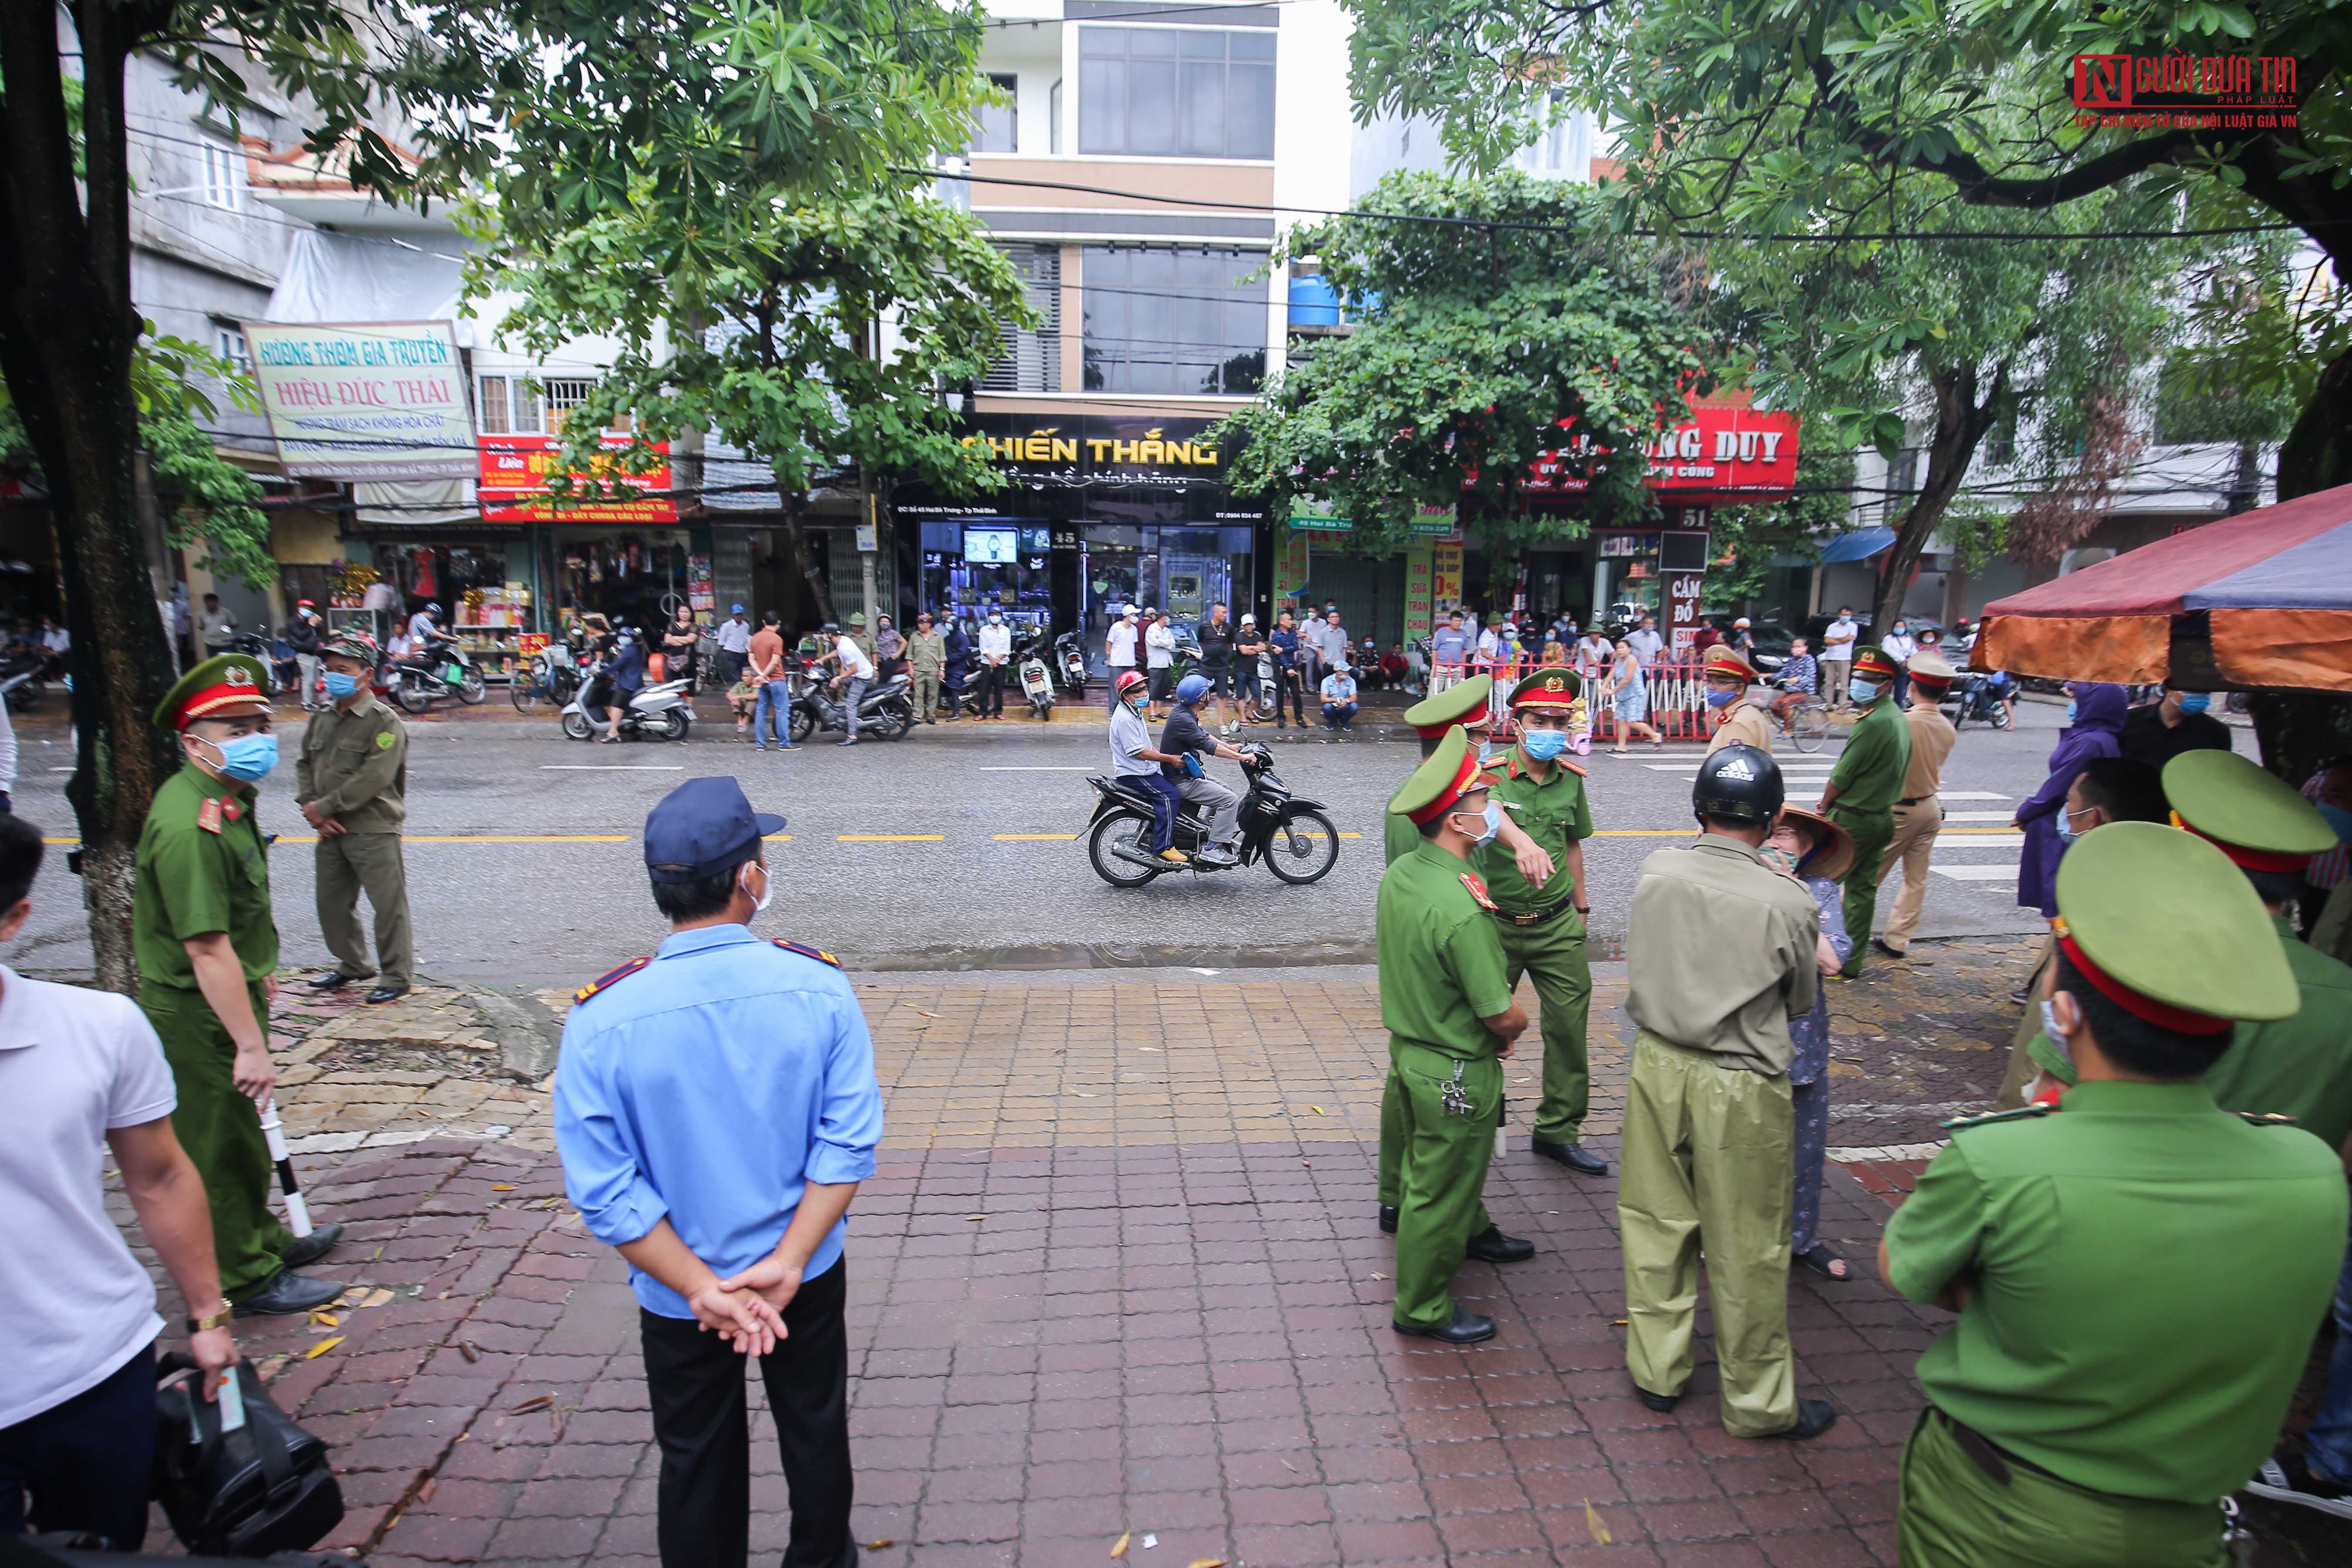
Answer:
[{"left": 1931, "top": 865, "right": 2019, "bottom": 881}]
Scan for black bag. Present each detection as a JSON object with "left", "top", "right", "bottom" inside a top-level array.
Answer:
[{"left": 152, "top": 1353, "right": 344, "bottom": 1557}]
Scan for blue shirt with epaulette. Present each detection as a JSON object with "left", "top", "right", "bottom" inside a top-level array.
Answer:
[{"left": 553, "top": 924, "right": 885, "bottom": 1318}]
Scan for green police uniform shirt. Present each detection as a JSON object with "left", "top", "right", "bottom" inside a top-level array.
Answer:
[
  {"left": 1827, "top": 697, "right": 1912, "bottom": 814},
  {"left": 134, "top": 765, "right": 279, "bottom": 989},
  {"left": 1377, "top": 840, "right": 1514, "bottom": 1058},
  {"left": 1474, "top": 750, "right": 1593, "bottom": 912},
  {"left": 1884, "top": 1081, "right": 2346, "bottom": 1502},
  {"left": 295, "top": 690, "right": 409, "bottom": 832}
]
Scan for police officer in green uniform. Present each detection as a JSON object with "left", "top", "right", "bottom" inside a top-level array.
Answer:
[
  {"left": 136, "top": 653, "right": 343, "bottom": 1316},
  {"left": 1380, "top": 728, "right": 1535, "bottom": 1344},
  {"left": 297, "top": 630, "right": 413, "bottom": 1004},
  {"left": 1618, "top": 745, "right": 1837, "bottom": 1440},
  {"left": 1816, "top": 645, "right": 1910, "bottom": 977},
  {"left": 1475, "top": 669, "right": 1605, "bottom": 1175},
  {"left": 1883, "top": 821, "right": 2345, "bottom": 1566}
]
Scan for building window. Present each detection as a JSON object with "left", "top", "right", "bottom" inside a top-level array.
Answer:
[
  {"left": 539, "top": 377, "right": 597, "bottom": 431},
  {"left": 200, "top": 139, "right": 244, "bottom": 209},
  {"left": 982, "top": 245, "right": 1062, "bottom": 394},
  {"left": 479, "top": 375, "right": 545, "bottom": 434},
  {"left": 1077, "top": 27, "right": 1275, "bottom": 159},
  {"left": 1082, "top": 246, "right": 1265, "bottom": 395},
  {"left": 974, "top": 73, "right": 1018, "bottom": 154},
  {"left": 213, "top": 322, "right": 252, "bottom": 374}
]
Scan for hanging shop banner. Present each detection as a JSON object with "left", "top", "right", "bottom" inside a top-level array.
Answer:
[
  {"left": 1431, "top": 542, "right": 1464, "bottom": 613},
  {"left": 1272, "top": 526, "right": 1313, "bottom": 608},
  {"left": 242, "top": 320, "right": 474, "bottom": 480},
  {"left": 1521, "top": 406, "right": 1801, "bottom": 501},
  {"left": 479, "top": 434, "right": 678, "bottom": 524},
  {"left": 1405, "top": 543, "right": 1435, "bottom": 641}
]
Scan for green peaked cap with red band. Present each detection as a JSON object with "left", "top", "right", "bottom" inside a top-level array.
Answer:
[
  {"left": 1391, "top": 725, "right": 1486, "bottom": 826},
  {"left": 2051, "top": 819, "right": 2297, "bottom": 1032},
  {"left": 1402, "top": 674, "right": 1492, "bottom": 739},
  {"left": 2163, "top": 749, "right": 2337, "bottom": 872},
  {"left": 1851, "top": 645, "right": 1901, "bottom": 683}
]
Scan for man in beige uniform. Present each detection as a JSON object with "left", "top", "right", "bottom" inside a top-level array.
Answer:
[
  {"left": 1619, "top": 744, "right": 1837, "bottom": 1440},
  {"left": 1702, "top": 646, "right": 1776, "bottom": 755},
  {"left": 1871, "top": 649, "right": 1958, "bottom": 960}
]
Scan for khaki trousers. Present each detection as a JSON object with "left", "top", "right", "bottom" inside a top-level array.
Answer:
[
  {"left": 1881, "top": 797, "right": 1943, "bottom": 952},
  {"left": 1618, "top": 1031, "right": 1798, "bottom": 1437},
  {"left": 912, "top": 667, "right": 941, "bottom": 721},
  {"left": 1993, "top": 938, "right": 2056, "bottom": 1110},
  {"left": 317, "top": 831, "right": 413, "bottom": 989}
]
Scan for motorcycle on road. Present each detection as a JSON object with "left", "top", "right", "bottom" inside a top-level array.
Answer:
[
  {"left": 791, "top": 666, "right": 917, "bottom": 742},
  {"left": 561, "top": 665, "right": 693, "bottom": 741},
  {"left": 1085, "top": 744, "right": 1340, "bottom": 886},
  {"left": 391, "top": 640, "right": 488, "bottom": 713}
]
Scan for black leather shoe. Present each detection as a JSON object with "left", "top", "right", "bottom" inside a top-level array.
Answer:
[
  {"left": 232, "top": 1270, "right": 343, "bottom": 1317},
  {"left": 279, "top": 1222, "right": 344, "bottom": 1269},
  {"left": 1871, "top": 937, "right": 1908, "bottom": 959},
  {"left": 306, "top": 972, "right": 359, "bottom": 992},
  {"left": 363, "top": 986, "right": 407, "bottom": 1005},
  {"left": 2008, "top": 984, "right": 2033, "bottom": 1004},
  {"left": 1767, "top": 1398, "right": 1840, "bottom": 1440},
  {"left": 1393, "top": 1308, "right": 1497, "bottom": 1345},
  {"left": 1532, "top": 1138, "right": 1609, "bottom": 1176},
  {"left": 1378, "top": 1205, "right": 1398, "bottom": 1235},
  {"left": 1464, "top": 1225, "right": 1534, "bottom": 1264},
  {"left": 1634, "top": 1384, "right": 1682, "bottom": 1413}
]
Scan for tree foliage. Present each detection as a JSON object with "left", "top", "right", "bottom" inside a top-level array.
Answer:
[
  {"left": 1218, "top": 172, "right": 1713, "bottom": 553},
  {"left": 1704, "top": 443, "right": 1854, "bottom": 612}
]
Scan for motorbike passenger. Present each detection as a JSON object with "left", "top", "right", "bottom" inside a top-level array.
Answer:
[
  {"left": 1110, "top": 670, "right": 1189, "bottom": 864},
  {"left": 1161, "top": 672, "right": 1248, "bottom": 868},
  {"left": 601, "top": 626, "right": 646, "bottom": 743}
]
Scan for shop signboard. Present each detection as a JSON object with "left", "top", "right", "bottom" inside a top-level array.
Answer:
[
  {"left": 479, "top": 433, "right": 678, "bottom": 524},
  {"left": 1289, "top": 498, "right": 1349, "bottom": 532},
  {"left": 1521, "top": 405, "right": 1801, "bottom": 501},
  {"left": 956, "top": 413, "right": 1234, "bottom": 488},
  {"left": 242, "top": 320, "right": 474, "bottom": 480},
  {"left": 1665, "top": 571, "right": 1706, "bottom": 652},
  {"left": 1404, "top": 543, "right": 1435, "bottom": 641},
  {"left": 1272, "top": 527, "right": 1312, "bottom": 608},
  {"left": 1431, "top": 542, "right": 1464, "bottom": 613}
]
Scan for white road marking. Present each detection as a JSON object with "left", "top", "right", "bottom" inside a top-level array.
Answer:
[
  {"left": 1938, "top": 791, "right": 2013, "bottom": 801},
  {"left": 979, "top": 766, "right": 1095, "bottom": 771},
  {"left": 1935, "top": 832, "right": 2023, "bottom": 846},
  {"left": 1931, "top": 864, "right": 2019, "bottom": 881},
  {"left": 538, "top": 765, "right": 685, "bottom": 771},
  {"left": 1941, "top": 811, "right": 2015, "bottom": 821}
]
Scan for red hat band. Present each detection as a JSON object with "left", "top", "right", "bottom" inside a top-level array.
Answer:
[
  {"left": 2053, "top": 923, "right": 2232, "bottom": 1036},
  {"left": 176, "top": 670, "right": 268, "bottom": 729},
  {"left": 1406, "top": 750, "right": 1485, "bottom": 826},
  {"left": 1853, "top": 650, "right": 1899, "bottom": 681},
  {"left": 2169, "top": 812, "right": 2313, "bottom": 874}
]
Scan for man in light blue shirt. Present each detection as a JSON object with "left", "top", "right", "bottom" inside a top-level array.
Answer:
[
  {"left": 1430, "top": 611, "right": 1474, "bottom": 691},
  {"left": 1320, "top": 664, "right": 1359, "bottom": 732},
  {"left": 555, "top": 775, "right": 882, "bottom": 1568}
]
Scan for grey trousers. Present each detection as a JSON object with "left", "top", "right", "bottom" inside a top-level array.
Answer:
[
  {"left": 296, "top": 653, "right": 322, "bottom": 708},
  {"left": 842, "top": 675, "right": 868, "bottom": 736},
  {"left": 1177, "top": 775, "right": 1239, "bottom": 846},
  {"left": 316, "top": 831, "right": 412, "bottom": 990}
]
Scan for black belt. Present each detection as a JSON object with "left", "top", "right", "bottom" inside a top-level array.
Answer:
[
  {"left": 1493, "top": 897, "right": 1577, "bottom": 928},
  {"left": 1933, "top": 1408, "right": 2060, "bottom": 1487},
  {"left": 1896, "top": 795, "right": 1936, "bottom": 806}
]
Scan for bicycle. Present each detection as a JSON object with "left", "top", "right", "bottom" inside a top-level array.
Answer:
[{"left": 1781, "top": 695, "right": 1835, "bottom": 753}]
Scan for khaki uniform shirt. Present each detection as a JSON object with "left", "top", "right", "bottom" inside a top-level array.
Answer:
[
  {"left": 295, "top": 693, "right": 409, "bottom": 832},
  {"left": 1473, "top": 748, "right": 1592, "bottom": 912},
  {"left": 1886, "top": 1081, "right": 2346, "bottom": 1501},
  {"left": 1827, "top": 697, "right": 1912, "bottom": 814},
  {"left": 907, "top": 629, "right": 946, "bottom": 673},
  {"left": 1900, "top": 702, "right": 1958, "bottom": 801},
  {"left": 1625, "top": 837, "right": 1819, "bottom": 1074},
  {"left": 1376, "top": 840, "right": 1514, "bottom": 1059},
  {"left": 134, "top": 765, "right": 278, "bottom": 989},
  {"left": 1704, "top": 701, "right": 1775, "bottom": 756}
]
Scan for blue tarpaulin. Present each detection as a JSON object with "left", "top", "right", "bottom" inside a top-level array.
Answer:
[{"left": 1817, "top": 527, "right": 1897, "bottom": 563}]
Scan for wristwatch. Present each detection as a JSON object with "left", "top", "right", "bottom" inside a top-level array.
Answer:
[{"left": 186, "top": 1299, "right": 233, "bottom": 1332}]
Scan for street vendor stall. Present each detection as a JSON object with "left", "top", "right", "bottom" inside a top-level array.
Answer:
[{"left": 1975, "top": 482, "right": 2352, "bottom": 693}]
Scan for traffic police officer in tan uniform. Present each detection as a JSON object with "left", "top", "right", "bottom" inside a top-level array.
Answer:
[
  {"left": 1701, "top": 646, "right": 1775, "bottom": 755},
  {"left": 1475, "top": 669, "right": 1606, "bottom": 1175},
  {"left": 136, "top": 653, "right": 343, "bottom": 1315},
  {"left": 1619, "top": 744, "right": 1837, "bottom": 1439},
  {"left": 1872, "top": 649, "right": 1958, "bottom": 960},
  {"left": 1884, "top": 821, "right": 2344, "bottom": 1565},
  {"left": 1380, "top": 728, "right": 1535, "bottom": 1343},
  {"left": 297, "top": 630, "right": 412, "bottom": 1003}
]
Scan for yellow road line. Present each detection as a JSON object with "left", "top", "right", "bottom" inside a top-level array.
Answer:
[{"left": 839, "top": 834, "right": 945, "bottom": 842}]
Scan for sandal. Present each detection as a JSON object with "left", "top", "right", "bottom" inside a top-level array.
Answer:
[{"left": 1795, "top": 1244, "right": 1851, "bottom": 1281}]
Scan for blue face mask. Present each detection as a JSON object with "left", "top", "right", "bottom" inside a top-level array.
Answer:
[
  {"left": 1705, "top": 687, "right": 1739, "bottom": 709},
  {"left": 2175, "top": 693, "right": 2211, "bottom": 714},
  {"left": 1455, "top": 799, "right": 1502, "bottom": 848},
  {"left": 2056, "top": 805, "right": 2088, "bottom": 848},
  {"left": 322, "top": 671, "right": 362, "bottom": 700},
  {"left": 2065, "top": 699, "right": 2077, "bottom": 724},
  {"left": 1520, "top": 727, "right": 1568, "bottom": 761},
  {"left": 1847, "top": 678, "right": 1880, "bottom": 704},
  {"left": 202, "top": 731, "right": 279, "bottom": 784}
]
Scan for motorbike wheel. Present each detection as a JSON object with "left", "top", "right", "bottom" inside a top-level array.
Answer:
[
  {"left": 1991, "top": 703, "right": 2015, "bottom": 731},
  {"left": 871, "top": 698, "right": 913, "bottom": 741},
  {"left": 511, "top": 660, "right": 542, "bottom": 713},
  {"left": 656, "top": 708, "right": 690, "bottom": 742},
  {"left": 458, "top": 667, "right": 488, "bottom": 704},
  {"left": 789, "top": 703, "right": 816, "bottom": 742},
  {"left": 1087, "top": 812, "right": 1163, "bottom": 888},
  {"left": 1264, "top": 808, "right": 1341, "bottom": 885},
  {"left": 394, "top": 675, "right": 433, "bottom": 715},
  {"left": 560, "top": 710, "right": 593, "bottom": 741},
  {"left": 549, "top": 666, "right": 580, "bottom": 704}
]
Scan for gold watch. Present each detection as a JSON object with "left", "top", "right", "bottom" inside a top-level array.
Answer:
[{"left": 186, "top": 1299, "right": 233, "bottom": 1332}]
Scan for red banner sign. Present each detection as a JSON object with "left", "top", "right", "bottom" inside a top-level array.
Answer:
[
  {"left": 479, "top": 434, "right": 678, "bottom": 524},
  {"left": 1522, "top": 406, "right": 1801, "bottom": 501}
]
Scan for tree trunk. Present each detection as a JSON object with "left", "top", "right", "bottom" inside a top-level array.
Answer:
[
  {"left": 2278, "top": 340, "right": 2352, "bottom": 503},
  {"left": 1871, "top": 363, "right": 2005, "bottom": 637},
  {"left": 0, "top": 6, "right": 183, "bottom": 991},
  {"left": 774, "top": 483, "right": 836, "bottom": 626}
]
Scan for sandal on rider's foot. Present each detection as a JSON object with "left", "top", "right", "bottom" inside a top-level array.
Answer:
[{"left": 1794, "top": 1244, "right": 1851, "bottom": 1281}]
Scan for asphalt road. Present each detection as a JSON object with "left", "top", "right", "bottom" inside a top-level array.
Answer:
[{"left": 5, "top": 700, "right": 2258, "bottom": 989}]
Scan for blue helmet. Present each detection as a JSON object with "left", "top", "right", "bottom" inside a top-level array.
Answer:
[{"left": 1174, "top": 672, "right": 1211, "bottom": 707}]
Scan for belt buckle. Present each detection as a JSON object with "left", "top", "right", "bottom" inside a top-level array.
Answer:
[{"left": 1512, "top": 909, "right": 1541, "bottom": 926}]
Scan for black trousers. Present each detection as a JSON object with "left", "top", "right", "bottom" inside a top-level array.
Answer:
[
  {"left": 642, "top": 1261, "right": 853, "bottom": 1568},
  {"left": 977, "top": 662, "right": 1005, "bottom": 716},
  {"left": 1275, "top": 667, "right": 1307, "bottom": 724},
  {"left": 0, "top": 1341, "right": 155, "bottom": 1548}
]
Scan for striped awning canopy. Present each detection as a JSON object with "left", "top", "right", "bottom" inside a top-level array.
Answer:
[{"left": 1976, "top": 483, "right": 2352, "bottom": 692}]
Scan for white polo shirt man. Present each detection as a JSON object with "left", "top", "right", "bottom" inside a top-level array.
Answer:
[{"left": 1106, "top": 609, "right": 1140, "bottom": 674}]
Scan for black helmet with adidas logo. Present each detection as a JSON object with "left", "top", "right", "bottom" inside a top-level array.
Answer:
[{"left": 1693, "top": 744, "right": 1783, "bottom": 825}]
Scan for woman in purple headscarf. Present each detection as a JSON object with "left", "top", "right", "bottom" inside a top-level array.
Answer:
[{"left": 2011, "top": 681, "right": 2129, "bottom": 916}]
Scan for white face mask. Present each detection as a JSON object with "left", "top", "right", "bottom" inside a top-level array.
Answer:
[{"left": 740, "top": 861, "right": 772, "bottom": 916}]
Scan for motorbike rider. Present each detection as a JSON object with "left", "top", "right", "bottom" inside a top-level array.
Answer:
[
  {"left": 820, "top": 620, "right": 876, "bottom": 746},
  {"left": 1160, "top": 672, "right": 1248, "bottom": 868},
  {"left": 407, "top": 601, "right": 457, "bottom": 656},
  {"left": 601, "top": 626, "right": 647, "bottom": 743},
  {"left": 1110, "top": 670, "right": 1189, "bottom": 864}
]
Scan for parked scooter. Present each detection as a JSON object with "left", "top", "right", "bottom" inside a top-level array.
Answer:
[
  {"left": 560, "top": 666, "right": 694, "bottom": 741},
  {"left": 1052, "top": 629, "right": 1089, "bottom": 697},
  {"left": 1014, "top": 627, "right": 1056, "bottom": 720},
  {"left": 390, "top": 639, "right": 487, "bottom": 713},
  {"left": 792, "top": 668, "right": 917, "bottom": 741},
  {"left": 1084, "top": 744, "right": 1340, "bottom": 886}
]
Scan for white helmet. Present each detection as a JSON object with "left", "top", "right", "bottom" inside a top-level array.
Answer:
[{"left": 1734, "top": 617, "right": 1751, "bottom": 629}]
